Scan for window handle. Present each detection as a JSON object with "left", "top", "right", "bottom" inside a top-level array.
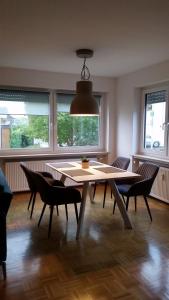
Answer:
[{"left": 162, "top": 122, "right": 169, "bottom": 130}]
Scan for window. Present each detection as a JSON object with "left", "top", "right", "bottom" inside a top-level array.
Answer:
[
  {"left": 56, "top": 93, "right": 101, "bottom": 149},
  {"left": 0, "top": 89, "right": 50, "bottom": 150},
  {"left": 142, "top": 88, "right": 168, "bottom": 155},
  {"left": 0, "top": 88, "right": 105, "bottom": 153}
]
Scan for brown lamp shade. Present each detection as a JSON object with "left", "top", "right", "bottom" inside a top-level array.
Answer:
[{"left": 70, "top": 81, "right": 99, "bottom": 116}]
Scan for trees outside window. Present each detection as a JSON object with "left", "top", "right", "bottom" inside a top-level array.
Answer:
[
  {"left": 0, "top": 89, "right": 104, "bottom": 153},
  {"left": 10, "top": 115, "right": 49, "bottom": 148},
  {"left": 57, "top": 93, "right": 100, "bottom": 148},
  {"left": 0, "top": 90, "right": 49, "bottom": 150},
  {"left": 57, "top": 113, "right": 99, "bottom": 147}
]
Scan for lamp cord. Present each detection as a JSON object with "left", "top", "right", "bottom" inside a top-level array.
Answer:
[{"left": 81, "top": 57, "right": 90, "bottom": 80}]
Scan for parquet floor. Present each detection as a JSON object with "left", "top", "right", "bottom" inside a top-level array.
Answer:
[{"left": 1, "top": 185, "right": 169, "bottom": 299}]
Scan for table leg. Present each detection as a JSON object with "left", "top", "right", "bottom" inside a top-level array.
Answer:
[
  {"left": 108, "top": 179, "right": 132, "bottom": 229},
  {"left": 76, "top": 182, "right": 89, "bottom": 239}
]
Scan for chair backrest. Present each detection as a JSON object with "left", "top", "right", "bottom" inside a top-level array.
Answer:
[
  {"left": 0, "top": 168, "right": 13, "bottom": 215},
  {"left": 32, "top": 171, "right": 66, "bottom": 206},
  {"left": 20, "top": 162, "right": 36, "bottom": 192},
  {"left": 136, "top": 162, "right": 159, "bottom": 180},
  {"left": 20, "top": 165, "right": 54, "bottom": 204},
  {"left": 112, "top": 156, "right": 130, "bottom": 170},
  {"left": 0, "top": 168, "right": 13, "bottom": 263},
  {"left": 32, "top": 171, "right": 50, "bottom": 202},
  {"left": 132, "top": 162, "right": 159, "bottom": 195}
]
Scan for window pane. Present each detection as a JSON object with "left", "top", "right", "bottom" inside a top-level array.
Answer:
[
  {"left": 0, "top": 90, "right": 50, "bottom": 149},
  {"left": 144, "top": 90, "right": 167, "bottom": 149},
  {"left": 56, "top": 93, "right": 100, "bottom": 147}
]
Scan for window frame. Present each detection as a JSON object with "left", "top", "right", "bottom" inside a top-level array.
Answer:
[
  {"left": 0, "top": 87, "right": 107, "bottom": 155},
  {"left": 0, "top": 87, "right": 53, "bottom": 155},
  {"left": 140, "top": 85, "right": 169, "bottom": 157},
  {"left": 54, "top": 90, "right": 106, "bottom": 153}
]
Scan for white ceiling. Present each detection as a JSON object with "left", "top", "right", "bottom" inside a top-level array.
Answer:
[{"left": 1, "top": 0, "right": 169, "bottom": 77}]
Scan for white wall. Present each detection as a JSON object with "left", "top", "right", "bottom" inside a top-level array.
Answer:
[
  {"left": 0, "top": 67, "right": 116, "bottom": 162},
  {"left": 1, "top": 60, "right": 169, "bottom": 165},
  {"left": 116, "top": 60, "right": 169, "bottom": 158}
]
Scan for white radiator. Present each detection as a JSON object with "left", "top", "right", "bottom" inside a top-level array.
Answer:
[{"left": 5, "top": 158, "right": 96, "bottom": 192}]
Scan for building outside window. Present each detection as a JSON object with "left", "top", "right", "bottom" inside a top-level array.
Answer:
[
  {"left": 141, "top": 87, "right": 168, "bottom": 156},
  {"left": 0, "top": 90, "right": 50, "bottom": 150}
]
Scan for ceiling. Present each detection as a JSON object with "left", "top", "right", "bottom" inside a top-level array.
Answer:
[{"left": 1, "top": 0, "right": 169, "bottom": 77}]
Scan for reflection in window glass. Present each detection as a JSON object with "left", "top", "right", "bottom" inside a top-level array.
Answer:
[
  {"left": 56, "top": 93, "right": 100, "bottom": 147},
  {"left": 0, "top": 90, "right": 49, "bottom": 149},
  {"left": 144, "top": 90, "right": 167, "bottom": 150}
]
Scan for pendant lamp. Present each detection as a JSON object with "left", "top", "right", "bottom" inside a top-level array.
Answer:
[{"left": 70, "top": 49, "right": 99, "bottom": 116}]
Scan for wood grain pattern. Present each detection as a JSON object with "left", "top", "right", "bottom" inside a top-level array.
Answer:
[{"left": 1, "top": 186, "right": 169, "bottom": 299}]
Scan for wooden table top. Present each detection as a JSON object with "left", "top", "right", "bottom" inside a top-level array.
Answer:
[{"left": 46, "top": 161, "right": 139, "bottom": 183}]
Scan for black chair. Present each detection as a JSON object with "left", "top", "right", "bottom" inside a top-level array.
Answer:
[
  {"left": 0, "top": 169, "right": 13, "bottom": 280},
  {"left": 114, "top": 162, "right": 159, "bottom": 221},
  {"left": 93, "top": 156, "right": 130, "bottom": 207},
  {"left": 20, "top": 163, "right": 63, "bottom": 219},
  {"left": 32, "top": 172, "right": 81, "bottom": 238}
]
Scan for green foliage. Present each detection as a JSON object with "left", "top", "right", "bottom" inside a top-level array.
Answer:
[
  {"left": 10, "top": 126, "right": 23, "bottom": 148},
  {"left": 57, "top": 112, "right": 99, "bottom": 147},
  {"left": 81, "top": 157, "right": 89, "bottom": 162},
  {"left": 10, "top": 116, "right": 48, "bottom": 148},
  {"left": 10, "top": 113, "right": 99, "bottom": 149},
  {"left": 57, "top": 112, "right": 74, "bottom": 146},
  {"left": 10, "top": 123, "right": 32, "bottom": 148},
  {"left": 28, "top": 115, "right": 49, "bottom": 141}
]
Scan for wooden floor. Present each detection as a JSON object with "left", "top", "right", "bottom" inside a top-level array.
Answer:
[{"left": 1, "top": 185, "right": 169, "bottom": 299}]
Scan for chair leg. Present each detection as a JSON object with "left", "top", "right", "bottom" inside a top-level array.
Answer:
[
  {"left": 38, "top": 203, "right": 46, "bottom": 227},
  {"left": 65, "top": 204, "right": 68, "bottom": 221},
  {"left": 134, "top": 196, "right": 137, "bottom": 212},
  {"left": 30, "top": 192, "right": 36, "bottom": 219},
  {"left": 27, "top": 192, "right": 34, "bottom": 210},
  {"left": 143, "top": 195, "right": 152, "bottom": 221},
  {"left": 93, "top": 182, "right": 97, "bottom": 199},
  {"left": 1, "top": 261, "right": 6, "bottom": 280},
  {"left": 126, "top": 196, "right": 130, "bottom": 211},
  {"left": 113, "top": 199, "right": 116, "bottom": 214},
  {"left": 122, "top": 195, "right": 125, "bottom": 203},
  {"left": 56, "top": 205, "right": 59, "bottom": 216},
  {"left": 74, "top": 203, "right": 79, "bottom": 224},
  {"left": 103, "top": 181, "right": 108, "bottom": 208},
  {"left": 111, "top": 188, "right": 113, "bottom": 198},
  {"left": 48, "top": 205, "right": 54, "bottom": 238}
]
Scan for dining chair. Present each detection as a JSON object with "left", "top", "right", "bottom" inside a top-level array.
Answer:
[
  {"left": 32, "top": 171, "right": 82, "bottom": 238},
  {"left": 20, "top": 162, "right": 63, "bottom": 219},
  {"left": 93, "top": 156, "right": 130, "bottom": 207},
  {"left": 0, "top": 168, "right": 13, "bottom": 279},
  {"left": 113, "top": 162, "right": 159, "bottom": 220}
]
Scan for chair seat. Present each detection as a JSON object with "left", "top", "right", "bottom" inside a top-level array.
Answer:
[
  {"left": 45, "top": 178, "right": 64, "bottom": 186},
  {"left": 93, "top": 156, "right": 130, "bottom": 207},
  {"left": 33, "top": 172, "right": 82, "bottom": 237},
  {"left": 116, "top": 184, "right": 132, "bottom": 195},
  {"left": 44, "top": 186, "right": 81, "bottom": 206},
  {"left": 20, "top": 163, "right": 65, "bottom": 219},
  {"left": 113, "top": 163, "right": 159, "bottom": 221}
]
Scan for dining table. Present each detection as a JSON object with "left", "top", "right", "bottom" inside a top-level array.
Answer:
[{"left": 46, "top": 160, "right": 139, "bottom": 239}]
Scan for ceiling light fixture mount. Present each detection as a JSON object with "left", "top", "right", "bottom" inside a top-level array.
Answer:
[
  {"left": 76, "top": 49, "right": 93, "bottom": 59},
  {"left": 70, "top": 49, "right": 99, "bottom": 116}
]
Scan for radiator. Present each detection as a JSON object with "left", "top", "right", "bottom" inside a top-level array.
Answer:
[{"left": 5, "top": 158, "right": 96, "bottom": 192}]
